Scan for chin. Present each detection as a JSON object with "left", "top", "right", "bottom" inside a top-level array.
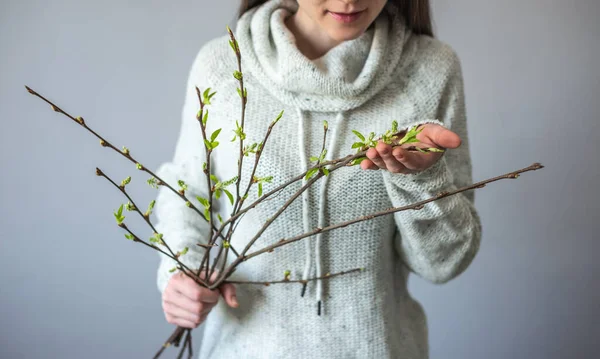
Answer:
[{"left": 327, "top": 28, "right": 366, "bottom": 42}]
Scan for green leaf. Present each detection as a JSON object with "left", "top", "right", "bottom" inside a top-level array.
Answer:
[
  {"left": 121, "top": 176, "right": 131, "bottom": 187},
  {"left": 305, "top": 168, "right": 318, "bottom": 180},
  {"left": 258, "top": 182, "right": 263, "bottom": 197},
  {"left": 352, "top": 142, "right": 364, "bottom": 149},
  {"left": 233, "top": 71, "right": 243, "bottom": 80},
  {"left": 273, "top": 110, "right": 284, "bottom": 124},
  {"left": 125, "top": 201, "right": 136, "bottom": 211},
  {"left": 114, "top": 204, "right": 125, "bottom": 225},
  {"left": 169, "top": 267, "right": 177, "bottom": 273},
  {"left": 178, "top": 180, "right": 187, "bottom": 191},
  {"left": 352, "top": 130, "right": 365, "bottom": 142},
  {"left": 217, "top": 214, "right": 223, "bottom": 223},
  {"left": 223, "top": 189, "right": 234, "bottom": 205},
  {"left": 124, "top": 233, "right": 134, "bottom": 241},
  {"left": 202, "top": 110, "right": 209, "bottom": 126},
  {"left": 196, "top": 196, "right": 209, "bottom": 208},
  {"left": 211, "top": 129, "right": 222, "bottom": 142},
  {"left": 350, "top": 157, "right": 367, "bottom": 166},
  {"left": 322, "top": 168, "right": 330, "bottom": 176},
  {"left": 210, "top": 174, "right": 218, "bottom": 184},
  {"left": 204, "top": 208, "right": 211, "bottom": 221},
  {"left": 203, "top": 88, "right": 210, "bottom": 101},
  {"left": 392, "top": 120, "right": 398, "bottom": 133},
  {"left": 215, "top": 189, "right": 222, "bottom": 199},
  {"left": 309, "top": 156, "right": 319, "bottom": 162},
  {"left": 237, "top": 88, "right": 242, "bottom": 98},
  {"left": 147, "top": 177, "right": 158, "bottom": 189},
  {"left": 212, "top": 141, "right": 220, "bottom": 148},
  {"left": 181, "top": 247, "right": 189, "bottom": 255},
  {"left": 222, "top": 176, "right": 238, "bottom": 187},
  {"left": 323, "top": 120, "right": 328, "bottom": 130},
  {"left": 204, "top": 139, "right": 212, "bottom": 149},
  {"left": 136, "top": 163, "right": 142, "bottom": 170}
]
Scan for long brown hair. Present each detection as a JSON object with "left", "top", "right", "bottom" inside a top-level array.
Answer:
[{"left": 238, "top": 0, "right": 434, "bottom": 37}]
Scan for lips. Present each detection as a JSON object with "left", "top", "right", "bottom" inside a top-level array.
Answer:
[{"left": 328, "top": 10, "right": 365, "bottom": 23}]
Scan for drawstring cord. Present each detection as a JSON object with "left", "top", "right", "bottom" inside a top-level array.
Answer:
[
  {"left": 297, "top": 109, "right": 313, "bottom": 297},
  {"left": 297, "top": 108, "right": 345, "bottom": 315}
]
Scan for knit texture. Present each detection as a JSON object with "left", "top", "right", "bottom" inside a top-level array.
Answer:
[{"left": 154, "top": 1, "right": 482, "bottom": 358}]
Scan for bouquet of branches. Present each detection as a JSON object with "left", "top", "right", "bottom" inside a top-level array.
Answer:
[{"left": 26, "top": 27, "right": 543, "bottom": 358}]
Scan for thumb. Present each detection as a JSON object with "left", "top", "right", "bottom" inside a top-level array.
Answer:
[
  {"left": 219, "top": 283, "right": 238, "bottom": 308},
  {"left": 421, "top": 124, "right": 461, "bottom": 149}
]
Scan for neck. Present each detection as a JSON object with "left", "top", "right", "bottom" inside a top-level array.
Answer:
[{"left": 285, "top": 9, "right": 340, "bottom": 60}]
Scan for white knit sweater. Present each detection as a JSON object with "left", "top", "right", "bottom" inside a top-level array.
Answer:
[{"left": 154, "top": 1, "right": 482, "bottom": 358}]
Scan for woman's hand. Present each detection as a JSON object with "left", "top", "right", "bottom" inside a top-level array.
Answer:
[
  {"left": 361, "top": 124, "right": 462, "bottom": 174},
  {"left": 162, "top": 270, "right": 238, "bottom": 329}
]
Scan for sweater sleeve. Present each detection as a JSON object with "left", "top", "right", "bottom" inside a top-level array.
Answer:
[
  {"left": 153, "top": 50, "right": 213, "bottom": 294},
  {"left": 381, "top": 52, "right": 482, "bottom": 284}
]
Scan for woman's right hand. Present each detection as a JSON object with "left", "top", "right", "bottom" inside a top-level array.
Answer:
[{"left": 162, "top": 270, "right": 238, "bottom": 329}]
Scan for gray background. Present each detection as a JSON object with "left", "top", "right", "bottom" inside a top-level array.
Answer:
[{"left": 1, "top": 0, "right": 598, "bottom": 358}]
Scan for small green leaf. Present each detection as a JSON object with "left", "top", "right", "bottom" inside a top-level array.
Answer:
[
  {"left": 322, "top": 168, "right": 330, "bottom": 176},
  {"left": 203, "top": 88, "right": 210, "bottom": 101},
  {"left": 323, "top": 120, "right": 328, "bottom": 130},
  {"left": 258, "top": 182, "right": 263, "bottom": 197},
  {"left": 204, "top": 208, "right": 211, "bottom": 221},
  {"left": 212, "top": 141, "right": 219, "bottom": 148},
  {"left": 352, "top": 130, "right": 365, "bottom": 142},
  {"left": 196, "top": 196, "right": 209, "bottom": 208},
  {"left": 352, "top": 142, "right": 364, "bottom": 149},
  {"left": 222, "top": 240, "right": 230, "bottom": 248},
  {"left": 237, "top": 88, "right": 242, "bottom": 98},
  {"left": 305, "top": 168, "right": 318, "bottom": 180},
  {"left": 204, "top": 139, "right": 212, "bottom": 149},
  {"left": 223, "top": 189, "right": 234, "bottom": 205},
  {"left": 121, "top": 146, "right": 130, "bottom": 155},
  {"left": 147, "top": 177, "right": 158, "bottom": 189},
  {"left": 351, "top": 157, "right": 367, "bottom": 166},
  {"left": 125, "top": 201, "right": 136, "bottom": 211},
  {"left": 124, "top": 233, "right": 134, "bottom": 241},
  {"left": 273, "top": 110, "right": 284, "bottom": 124},
  {"left": 223, "top": 176, "right": 238, "bottom": 187},
  {"left": 202, "top": 110, "right": 209, "bottom": 126},
  {"left": 215, "top": 189, "right": 222, "bottom": 199},
  {"left": 392, "top": 121, "right": 398, "bottom": 133},
  {"left": 136, "top": 163, "right": 143, "bottom": 170},
  {"left": 233, "top": 71, "right": 243, "bottom": 80},
  {"left": 178, "top": 180, "right": 188, "bottom": 191},
  {"left": 309, "top": 156, "right": 319, "bottom": 162},
  {"left": 217, "top": 214, "right": 223, "bottom": 223},
  {"left": 121, "top": 176, "right": 131, "bottom": 187},
  {"left": 210, "top": 174, "right": 219, "bottom": 184},
  {"left": 181, "top": 247, "right": 189, "bottom": 255},
  {"left": 168, "top": 267, "right": 177, "bottom": 273},
  {"left": 211, "top": 129, "right": 222, "bottom": 142}
]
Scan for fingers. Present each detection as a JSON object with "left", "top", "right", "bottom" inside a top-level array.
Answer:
[
  {"left": 165, "top": 311, "right": 208, "bottom": 329},
  {"left": 392, "top": 146, "right": 426, "bottom": 171},
  {"left": 163, "top": 300, "right": 212, "bottom": 324},
  {"left": 364, "top": 142, "right": 410, "bottom": 173},
  {"left": 164, "top": 288, "right": 215, "bottom": 315},
  {"left": 174, "top": 272, "right": 220, "bottom": 303},
  {"left": 219, "top": 283, "right": 239, "bottom": 308},
  {"left": 420, "top": 125, "right": 462, "bottom": 149}
]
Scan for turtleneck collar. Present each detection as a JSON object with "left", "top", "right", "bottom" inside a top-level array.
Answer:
[{"left": 236, "top": 0, "right": 410, "bottom": 112}]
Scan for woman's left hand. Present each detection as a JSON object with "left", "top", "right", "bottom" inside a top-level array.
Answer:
[{"left": 361, "top": 124, "right": 462, "bottom": 174}]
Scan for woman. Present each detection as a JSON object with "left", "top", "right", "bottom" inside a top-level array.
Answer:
[{"left": 154, "top": 0, "right": 482, "bottom": 358}]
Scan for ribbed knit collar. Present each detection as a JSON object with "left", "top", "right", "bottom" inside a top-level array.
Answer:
[{"left": 236, "top": 0, "right": 409, "bottom": 112}]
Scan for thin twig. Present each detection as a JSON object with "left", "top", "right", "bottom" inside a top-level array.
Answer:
[
  {"left": 238, "top": 162, "right": 544, "bottom": 264},
  {"left": 225, "top": 267, "right": 363, "bottom": 286}
]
